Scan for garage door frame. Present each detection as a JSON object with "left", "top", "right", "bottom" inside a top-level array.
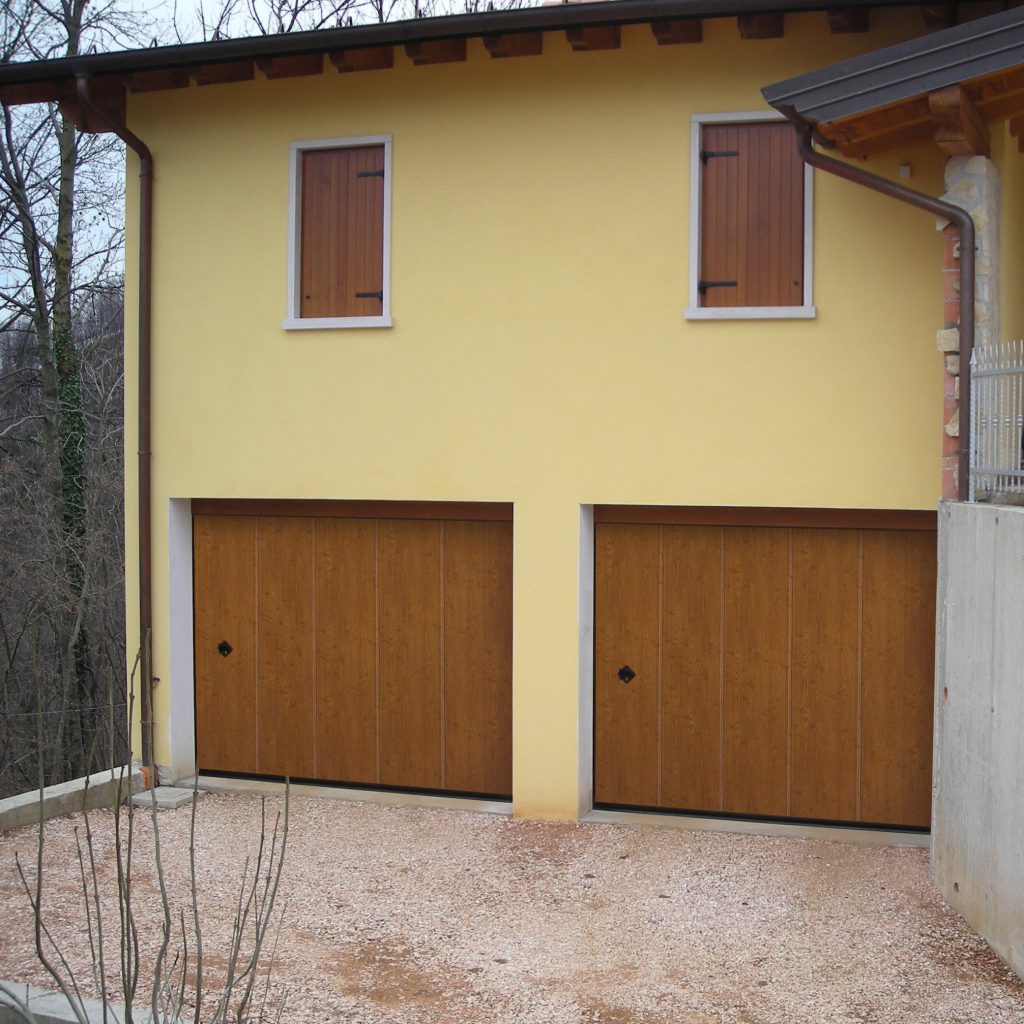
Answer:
[
  {"left": 592, "top": 504, "right": 938, "bottom": 829},
  {"left": 168, "top": 498, "right": 513, "bottom": 797}
]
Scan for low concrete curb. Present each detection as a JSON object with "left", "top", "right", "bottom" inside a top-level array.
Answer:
[
  {"left": 0, "top": 768, "right": 145, "bottom": 834},
  {"left": 0, "top": 980, "right": 157, "bottom": 1024}
]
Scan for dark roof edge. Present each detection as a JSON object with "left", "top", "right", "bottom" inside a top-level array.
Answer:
[
  {"left": 0, "top": 0, "right": 954, "bottom": 88},
  {"left": 762, "top": 5, "right": 1024, "bottom": 125}
]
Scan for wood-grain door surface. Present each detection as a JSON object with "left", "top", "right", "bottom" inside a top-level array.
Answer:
[
  {"left": 193, "top": 512, "right": 512, "bottom": 797},
  {"left": 595, "top": 520, "right": 936, "bottom": 828}
]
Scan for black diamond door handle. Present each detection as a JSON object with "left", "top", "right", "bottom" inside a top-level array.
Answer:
[
  {"left": 217, "top": 640, "right": 233, "bottom": 658},
  {"left": 617, "top": 665, "right": 636, "bottom": 684}
]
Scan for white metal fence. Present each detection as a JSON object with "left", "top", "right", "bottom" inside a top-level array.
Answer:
[{"left": 970, "top": 339, "right": 1024, "bottom": 503}]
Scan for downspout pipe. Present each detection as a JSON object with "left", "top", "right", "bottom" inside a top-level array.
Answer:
[
  {"left": 74, "top": 75, "right": 155, "bottom": 770},
  {"left": 786, "top": 118, "right": 975, "bottom": 501}
]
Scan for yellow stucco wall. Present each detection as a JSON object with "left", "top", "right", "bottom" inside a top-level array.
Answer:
[{"left": 124, "top": 10, "right": 947, "bottom": 817}]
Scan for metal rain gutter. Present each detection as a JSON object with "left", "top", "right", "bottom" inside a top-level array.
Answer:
[
  {"left": 0, "top": 0, "right": 971, "bottom": 91},
  {"left": 784, "top": 116, "right": 974, "bottom": 500},
  {"left": 74, "top": 75, "right": 155, "bottom": 771}
]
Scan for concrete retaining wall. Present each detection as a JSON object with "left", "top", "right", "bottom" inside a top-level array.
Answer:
[
  {"left": 0, "top": 980, "right": 158, "bottom": 1024},
  {"left": 0, "top": 768, "right": 144, "bottom": 834},
  {"left": 933, "top": 500, "right": 1024, "bottom": 978}
]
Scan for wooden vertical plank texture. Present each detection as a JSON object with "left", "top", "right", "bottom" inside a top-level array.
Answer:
[
  {"left": 379, "top": 519, "right": 444, "bottom": 790},
  {"left": 314, "top": 518, "right": 378, "bottom": 784},
  {"left": 790, "top": 529, "right": 860, "bottom": 822},
  {"left": 700, "top": 122, "right": 803, "bottom": 308},
  {"left": 257, "top": 517, "right": 316, "bottom": 778},
  {"left": 300, "top": 145, "right": 384, "bottom": 318},
  {"left": 193, "top": 515, "right": 259, "bottom": 774},
  {"left": 661, "top": 525, "right": 723, "bottom": 811},
  {"left": 443, "top": 520, "right": 513, "bottom": 796},
  {"left": 722, "top": 527, "right": 790, "bottom": 816},
  {"left": 594, "top": 524, "right": 661, "bottom": 806},
  {"left": 861, "top": 530, "right": 936, "bottom": 827}
]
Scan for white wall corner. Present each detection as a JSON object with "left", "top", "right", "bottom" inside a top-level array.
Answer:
[
  {"left": 577, "top": 505, "right": 595, "bottom": 817},
  {"left": 167, "top": 499, "right": 195, "bottom": 778}
]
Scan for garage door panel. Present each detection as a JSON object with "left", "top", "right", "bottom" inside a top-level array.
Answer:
[
  {"left": 662, "top": 526, "right": 723, "bottom": 812},
  {"left": 257, "top": 517, "right": 316, "bottom": 778},
  {"left": 595, "top": 524, "right": 660, "bottom": 807},
  {"left": 723, "top": 527, "right": 790, "bottom": 817},
  {"left": 379, "top": 519, "right": 444, "bottom": 790},
  {"left": 791, "top": 529, "right": 859, "bottom": 822},
  {"left": 861, "top": 530, "right": 936, "bottom": 827},
  {"left": 315, "top": 518, "right": 378, "bottom": 785},
  {"left": 443, "top": 520, "right": 514, "bottom": 796},
  {"left": 194, "top": 515, "right": 258, "bottom": 774},
  {"left": 595, "top": 513, "right": 935, "bottom": 829}
]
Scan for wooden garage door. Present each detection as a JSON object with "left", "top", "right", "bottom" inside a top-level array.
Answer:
[
  {"left": 193, "top": 501, "right": 513, "bottom": 798},
  {"left": 594, "top": 508, "right": 937, "bottom": 829}
]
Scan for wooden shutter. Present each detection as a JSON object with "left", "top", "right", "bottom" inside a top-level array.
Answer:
[
  {"left": 699, "top": 122, "right": 804, "bottom": 309},
  {"left": 299, "top": 145, "right": 385, "bottom": 318}
]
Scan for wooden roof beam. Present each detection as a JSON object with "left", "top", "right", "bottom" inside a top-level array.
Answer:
[
  {"left": 827, "top": 8, "right": 869, "bottom": 32},
  {"left": 929, "top": 84, "right": 990, "bottom": 156},
  {"left": 329, "top": 46, "right": 394, "bottom": 73},
  {"left": 405, "top": 38, "right": 467, "bottom": 65},
  {"left": 257, "top": 53, "right": 324, "bottom": 79},
  {"left": 192, "top": 61, "right": 255, "bottom": 86},
  {"left": 738, "top": 13, "right": 784, "bottom": 39},
  {"left": 483, "top": 32, "right": 543, "bottom": 58},
  {"left": 828, "top": 120, "right": 934, "bottom": 158},
  {"left": 650, "top": 19, "right": 703, "bottom": 44},
  {"left": 565, "top": 25, "right": 621, "bottom": 51},
  {"left": 128, "top": 69, "right": 190, "bottom": 93}
]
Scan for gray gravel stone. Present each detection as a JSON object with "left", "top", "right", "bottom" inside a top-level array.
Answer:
[{"left": 1, "top": 793, "right": 1022, "bottom": 1024}]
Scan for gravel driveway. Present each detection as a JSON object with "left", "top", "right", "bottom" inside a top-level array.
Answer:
[{"left": 1, "top": 793, "right": 1022, "bottom": 1024}]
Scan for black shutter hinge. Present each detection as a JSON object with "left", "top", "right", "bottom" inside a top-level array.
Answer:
[
  {"left": 355, "top": 291, "right": 384, "bottom": 300},
  {"left": 357, "top": 169, "right": 385, "bottom": 178},
  {"left": 700, "top": 149, "right": 739, "bottom": 164},
  {"left": 698, "top": 280, "right": 738, "bottom": 295}
]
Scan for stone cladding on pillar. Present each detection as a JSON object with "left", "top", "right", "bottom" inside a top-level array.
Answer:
[{"left": 938, "top": 156, "right": 1000, "bottom": 500}]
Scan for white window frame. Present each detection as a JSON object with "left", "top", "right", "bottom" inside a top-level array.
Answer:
[
  {"left": 283, "top": 134, "right": 393, "bottom": 330},
  {"left": 685, "top": 112, "right": 815, "bottom": 321}
]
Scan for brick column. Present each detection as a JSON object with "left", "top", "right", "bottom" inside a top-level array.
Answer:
[{"left": 937, "top": 156, "right": 1000, "bottom": 500}]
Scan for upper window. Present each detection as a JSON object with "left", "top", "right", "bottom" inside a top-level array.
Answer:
[
  {"left": 686, "top": 115, "right": 814, "bottom": 320},
  {"left": 284, "top": 135, "right": 392, "bottom": 330}
]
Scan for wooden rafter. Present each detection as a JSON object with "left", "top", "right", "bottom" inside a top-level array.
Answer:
[
  {"left": 405, "top": 38, "right": 467, "bottom": 65},
  {"left": 928, "top": 84, "right": 990, "bottom": 156},
  {"left": 650, "top": 19, "right": 703, "bottom": 44},
  {"left": 483, "top": 32, "right": 543, "bottom": 58},
  {"left": 738, "top": 13, "right": 784, "bottom": 39},
  {"left": 257, "top": 54, "right": 324, "bottom": 79},
  {"left": 128, "top": 69, "right": 190, "bottom": 93},
  {"left": 818, "top": 59, "right": 1024, "bottom": 159},
  {"left": 329, "top": 47, "right": 394, "bottom": 73},
  {"left": 192, "top": 61, "right": 255, "bottom": 86},
  {"left": 565, "top": 25, "right": 621, "bottom": 51}
]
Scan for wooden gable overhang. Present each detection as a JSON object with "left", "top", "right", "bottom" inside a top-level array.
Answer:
[
  {"left": 763, "top": 6, "right": 1024, "bottom": 159},
  {"left": 0, "top": 0, "right": 1008, "bottom": 135}
]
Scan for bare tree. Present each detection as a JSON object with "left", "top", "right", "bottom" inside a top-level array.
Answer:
[
  {"left": 174, "top": 0, "right": 530, "bottom": 40},
  {"left": 0, "top": 0, "right": 142, "bottom": 795}
]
